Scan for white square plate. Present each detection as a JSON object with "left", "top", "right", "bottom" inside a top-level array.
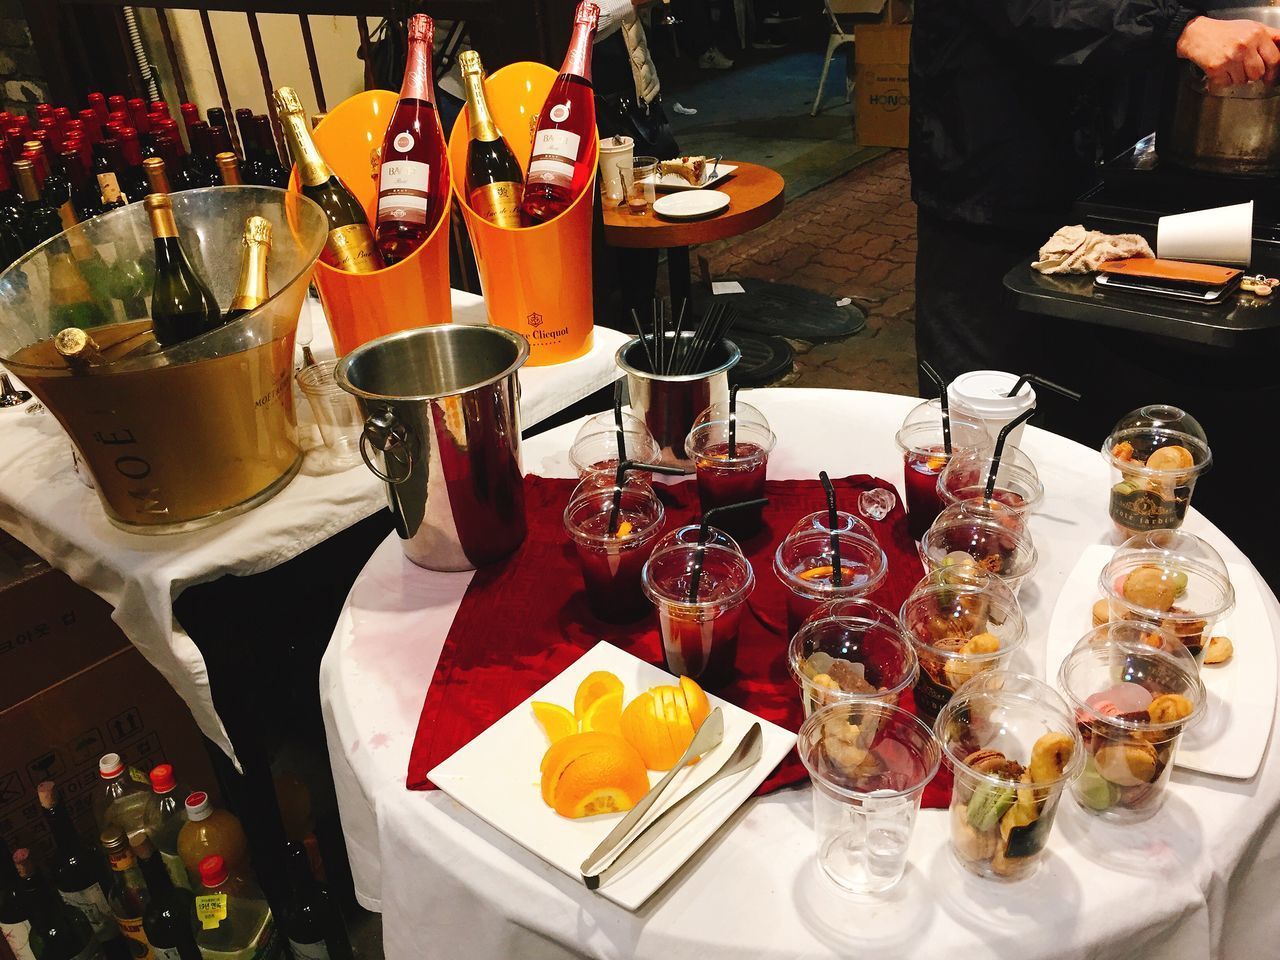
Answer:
[
  {"left": 428, "top": 640, "right": 797, "bottom": 910},
  {"left": 644, "top": 163, "right": 737, "bottom": 191},
  {"left": 1044, "top": 544, "right": 1276, "bottom": 779}
]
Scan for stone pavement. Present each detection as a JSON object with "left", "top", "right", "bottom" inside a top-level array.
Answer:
[{"left": 701, "top": 149, "right": 919, "bottom": 396}]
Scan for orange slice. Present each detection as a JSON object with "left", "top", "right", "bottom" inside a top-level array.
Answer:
[
  {"left": 546, "top": 735, "right": 649, "bottom": 818},
  {"left": 579, "top": 690, "right": 622, "bottom": 735},
  {"left": 574, "top": 670, "right": 624, "bottom": 720},
  {"left": 798, "top": 565, "right": 835, "bottom": 581},
  {"left": 531, "top": 701, "right": 577, "bottom": 745},
  {"left": 614, "top": 521, "right": 634, "bottom": 538},
  {"left": 679, "top": 676, "right": 711, "bottom": 729},
  {"left": 540, "top": 732, "right": 626, "bottom": 805}
]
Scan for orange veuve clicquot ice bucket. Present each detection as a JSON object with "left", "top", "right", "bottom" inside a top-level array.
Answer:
[
  {"left": 291, "top": 90, "right": 452, "bottom": 356},
  {"left": 448, "top": 61, "right": 597, "bottom": 366}
]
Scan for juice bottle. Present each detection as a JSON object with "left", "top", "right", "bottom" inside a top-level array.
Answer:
[
  {"left": 143, "top": 766, "right": 190, "bottom": 891},
  {"left": 193, "top": 857, "right": 279, "bottom": 960},
  {"left": 93, "top": 753, "right": 149, "bottom": 836},
  {"left": 176, "top": 794, "right": 248, "bottom": 886}
]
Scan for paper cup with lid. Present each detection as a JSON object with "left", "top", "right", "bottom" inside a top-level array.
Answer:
[
  {"left": 1102, "top": 404, "right": 1211, "bottom": 539},
  {"left": 947, "top": 370, "right": 1036, "bottom": 448}
]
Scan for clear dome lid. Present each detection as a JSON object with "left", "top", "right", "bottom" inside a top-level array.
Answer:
[
  {"left": 1102, "top": 404, "right": 1211, "bottom": 476},
  {"left": 895, "top": 398, "right": 992, "bottom": 456},
  {"left": 691, "top": 397, "right": 770, "bottom": 431}
]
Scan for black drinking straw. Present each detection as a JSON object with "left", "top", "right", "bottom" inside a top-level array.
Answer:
[
  {"left": 728, "top": 384, "right": 740, "bottom": 457},
  {"left": 687, "top": 498, "right": 769, "bottom": 601},
  {"left": 613, "top": 382, "right": 626, "bottom": 465},
  {"left": 819, "top": 471, "right": 844, "bottom": 587},
  {"left": 919, "top": 360, "right": 951, "bottom": 455},
  {"left": 630, "top": 309, "right": 655, "bottom": 372},
  {"left": 1006, "top": 373, "right": 1083, "bottom": 402},
  {"left": 607, "top": 458, "right": 691, "bottom": 536},
  {"left": 984, "top": 407, "right": 1038, "bottom": 501}
]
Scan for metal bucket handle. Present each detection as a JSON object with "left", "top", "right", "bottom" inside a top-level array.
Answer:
[{"left": 360, "top": 407, "right": 415, "bottom": 485}]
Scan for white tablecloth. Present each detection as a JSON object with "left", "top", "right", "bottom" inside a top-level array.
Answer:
[
  {"left": 319, "top": 388, "right": 1280, "bottom": 959},
  {"left": 0, "top": 293, "right": 627, "bottom": 763}
]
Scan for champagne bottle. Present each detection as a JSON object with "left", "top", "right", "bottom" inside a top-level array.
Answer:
[
  {"left": 225, "top": 216, "right": 271, "bottom": 321},
  {"left": 143, "top": 157, "right": 171, "bottom": 195},
  {"left": 9, "top": 850, "right": 104, "bottom": 960},
  {"left": 274, "top": 86, "right": 383, "bottom": 273},
  {"left": 520, "top": 1, "right": 600, "bottom": 224},
  {"left": 459, "top": 50, "right": 524, "bottom": 229},
  {"left": 144, "top": 194, "right": 222, "bottom": 346},
  {"left": 13, "top": 158, "right": 63, "bottom": 249},
  {"left": 2, "top": 838, "right": 38, "bottom": 960},
  {"left": 252, "top": 116, "right": 289, "bottom": 188},
  {"left": 55, "top": 327, "right": 104, "bottom": 370},
  {"left": 373, "top": 13, "right": 449, "bottom": 264},
  {"left": 214, "top": 151, "right": 243, "bottom": 186}
]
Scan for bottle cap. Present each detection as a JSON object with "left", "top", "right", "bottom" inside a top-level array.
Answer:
[
  {"left": 149, "top": 763, "right": 176, "bottom": 794},
  {"left": 407, "top": 13, "right": 433, "bottom": 42},
  {"left": 273, "top": 86, "right": 304, "bottom": 117},
  {"left": 458, "top": 49, "right": 482, "bottom": 76},
  {"left": 99, "top": 753, "right": 125, "bottom": 778},
  {"left": 198, "top": 855, "right": 228, "bottom": 887},
  {"left": 242, "top": 215, "right": 272, "bottom": 246},
  {"left": 185, "top": 791, "right": 212, "bottom": 821},
  {"left": 100, "top": 824, "right": 127, "bottom": 851},
  {"left": 575, "top": 1, "right": 600, "bottom": 25}
]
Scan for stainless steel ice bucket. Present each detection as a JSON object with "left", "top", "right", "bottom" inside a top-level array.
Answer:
[{"left": 336, "top": 324, "right": 530, "bottom": 571}]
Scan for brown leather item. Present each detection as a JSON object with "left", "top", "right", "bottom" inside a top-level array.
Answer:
[{"left": 1098, "top": 257, "right": 1242, "bottom": 287}]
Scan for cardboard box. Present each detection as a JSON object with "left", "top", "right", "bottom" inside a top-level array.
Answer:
[
  {"left": 0, "top": 534, "right": 218, "bottom": 861},
  {"left": 855, "top": 24, "right": 911, "bottom": 149},
  {"left": 828, "top": 0, "right": 912, "bottom": 23}
]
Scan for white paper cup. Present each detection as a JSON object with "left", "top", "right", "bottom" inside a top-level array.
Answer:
[
  {"left": 948, "top": 370, "right": 1035, "bottom": 448},
  {"left": 1156, "top": 201, "right": 1253, "bottom": 267},
  {"left": 598, "top": 135, "right": 634, "bottom": 204}
]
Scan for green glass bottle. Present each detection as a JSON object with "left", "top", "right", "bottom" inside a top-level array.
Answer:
[{"left": 144, "top": 193, "right": 221, "bottom": 347}]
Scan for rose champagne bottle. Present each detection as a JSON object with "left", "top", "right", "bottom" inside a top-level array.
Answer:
[
  {"left": 520, "top": 1, "right": 600, "bottom": 225},
  {"left": 374, "top": 13, "right": 449, "bottom": 264}
]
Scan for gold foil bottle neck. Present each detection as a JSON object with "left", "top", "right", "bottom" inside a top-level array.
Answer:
[
  {"left": 407, "top": 13, "right": 433, "bottom": 43},
  {"left": 54, "top": 327, "right": 103, "bottom": 365},
  {"left": 273, "top": 86, "right": 304, "bottom": 117},
  {"left": 242, "top": 215, "right": 272, "bottom": 247},
  {"left": 144, "top": 194, "right": 178, "bottom": 239},
  {"left": 458, "top": 49, "right": 482, "bottom": 76}
]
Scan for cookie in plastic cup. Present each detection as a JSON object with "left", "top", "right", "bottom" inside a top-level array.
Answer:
[
  {"left": 1102, "top": 405, "right": 1211, "bottom": 539},
  {"left": 935, "top": 672, "right": 1083, "bottom": 882}
]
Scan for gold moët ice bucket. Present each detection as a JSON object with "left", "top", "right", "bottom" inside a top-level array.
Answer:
[{"left": 0, "top": 187, "right": 329, "bottom": 534}]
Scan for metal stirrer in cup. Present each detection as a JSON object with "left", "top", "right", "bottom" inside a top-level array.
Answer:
[
  {"left": 984, "top": 407, "right": 1038, "bottom": 501},
  {"left": 687, "top": 498, "right": 769, "bottom": 601},
  {"left": 919, "top": 361, "right": 951, "bottom": 454},
  {"left": 819, "top": 471, "right": 843, "bottom": 587},
  {"left": 607, "top": 458, "right": 690, "bottom": 535},
  {"left": 1006, "top": 373, "right": 1082, "bottom": 401},
  {"left": 728, "top": 384, "right": 740, "bottom": 457}
]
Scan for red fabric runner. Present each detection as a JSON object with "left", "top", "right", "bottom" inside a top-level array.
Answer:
[{"left": 406, "top": 474, "right": 953, "bottom": 807}]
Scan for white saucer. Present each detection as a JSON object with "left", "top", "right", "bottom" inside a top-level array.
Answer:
[{"left": 654, "top": 190, "right": 730, "bottom": 220}]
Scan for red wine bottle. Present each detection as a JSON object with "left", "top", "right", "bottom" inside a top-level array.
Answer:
[
  {"left": 520, "top": 1, "right": 600, "bottom": 225},
  {"left": 374, "top": 13, "right": 449, "bottom": 264}
]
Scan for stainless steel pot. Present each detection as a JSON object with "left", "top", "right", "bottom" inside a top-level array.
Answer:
[
  {"left": 1160, "top": 6, "right": 1280, "bottom": 176},
  {"left": 336, "top": 324, "right": 529, "bottom": 571}
]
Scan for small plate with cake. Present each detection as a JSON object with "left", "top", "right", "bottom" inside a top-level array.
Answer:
[{"left": 645, "top": 156, "right": 737, "bottom": 191}]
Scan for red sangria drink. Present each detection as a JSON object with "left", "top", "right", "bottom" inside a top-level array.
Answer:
[
  {"left": 564, "top": 484, "right": 665, "bottom": 622},
  {"left": 568, "top": 428, "right": 661, "bottom": 479},
  {"left": 687, "top": 399, "right": 776, "bottom": 537},
  {"left": 642, "top": 539, "right": 754, "bottom": 688},
  {"left": 895, "top": 398, "right": 990, "bottom": 541},
  {"left": 774, "top": 528, "right": 888, "bottom": 639},
  {"left": 937, "top": 446, "right": 1043, "bottom": 518}
]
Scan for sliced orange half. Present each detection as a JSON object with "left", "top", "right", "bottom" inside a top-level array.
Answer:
[
  {"left": 532, "top": 701, "right": 577, "bottom": 745},
  {"left": 574, "top": 670, "right": 625, "bottom": 720},
  {"left": 579, "top": 690, "right": 623, "bottom": 735}
]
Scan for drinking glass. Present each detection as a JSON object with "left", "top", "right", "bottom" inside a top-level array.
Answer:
[
  {"left": 626, "top": 156, "right": 658, "bottom": 215},
  {"left": 296, "top": 359, "right": 362, "bottom": 467}
]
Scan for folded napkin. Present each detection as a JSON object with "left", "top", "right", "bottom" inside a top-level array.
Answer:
[
  {"left": 406, "top": 474, "right": 956, "bottom": 808},
  {"left": 1032, "top": 224, "right": 1154, "bottom": 274}
]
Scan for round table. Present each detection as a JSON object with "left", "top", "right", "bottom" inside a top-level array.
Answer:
[
  {"left": 319, "top": 388, "right": 1280, "bottom": 960},
  {"left": 603, "top": 160, "right": 785, "bottom": 306}
]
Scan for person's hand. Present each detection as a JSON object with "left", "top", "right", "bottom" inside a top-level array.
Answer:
[{"left": 1176, "top": 16, "right": 1280, "bottom": 88}]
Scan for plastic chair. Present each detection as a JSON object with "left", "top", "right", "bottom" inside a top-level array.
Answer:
[{"left": 811, "top": 0, "right": 872, "bottom": 116}]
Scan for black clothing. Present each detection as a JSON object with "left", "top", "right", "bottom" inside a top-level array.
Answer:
[{"left": 909, "top": 0, "right": 1199, "bottom": 231}]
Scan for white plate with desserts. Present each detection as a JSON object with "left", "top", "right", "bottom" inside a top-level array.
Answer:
[
  {"left": 645, "top": 156, "right": 737, "bottom": 191},
  {"left": 428, "top": 640, "right": 796, "bottom": 910},
  {"left": 1044, "top": 544, "right": 1276, "bottom": 779}
]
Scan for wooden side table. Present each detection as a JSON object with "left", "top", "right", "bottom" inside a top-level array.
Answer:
[{"left": 602, "top": 160, "right": 786, "bottom": 306}]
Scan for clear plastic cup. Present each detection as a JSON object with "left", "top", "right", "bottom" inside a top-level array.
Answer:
[
  {"left": 788, "top": 599, "right": 919, "bottom": 716},
  {"left": 564, "top": 484, "right": 666, "bottom": 622},
  {"left": 296, "top": 359, "right": 362, "bottom": 467},
  {"left": 919, "top": 509, "right": 1038, "bottom": 597},
  {"left": 627, "top": 156, "right": 658, "bottom": 215},
  {"left": 1102, "top": 405, "right": 1212, "bottom": 539},
  {"left": 568, "top": 428, "right": 662, "bottom": 479},
  {"left": 1058, "top": 623, "right": 1206, "bottom": 823},
  {"left": 1100, "top": 532, "right": 1234, "bottom": 665},
  {"left": 937, "top": 446, "right": 1044, "bottom": 517},
  {"left": 686, "top": 402, "right": 776, "bottom": 537},
  {"left": 571, "top": 410, "right": 652, "bottom": 445},
  {"left": 935, "top": 672, "right": 1084, "bottom": 882},
  {"left": 899, "top": 576, "right": 1027, "bottom": 724},
  {"left": 652, "top": 522, "right": 742, "bottom": 555},
  {"left": 787, "top": 509, "right": 878, "bottom": 543},
  {"left": 797, "top": 701, "right": 941, "bottom": 895},
  {"left": 774, "top": 528, "right": 889, "bottom": 639},
  {"left": 642, "top": 540, "right": 754, "bottom": 688},
  {"left": 905, "top": 564, "right": 1020, "bottom": 610},
  {"left": 895, "top": 399, "right": 991, "bottom": 541}
]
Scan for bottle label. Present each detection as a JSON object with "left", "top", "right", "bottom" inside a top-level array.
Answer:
[
  {"left": 469, "top": 182, "right": 523, "bottom": 229},
  {"left": 97, "top": 171, "right": 126, "bottom": 204},
  {"left": 62, "top": 883, "right": 114, "bottom": 938},
  {"left": 376, "top": 159, "right": 431, "bottom": 224},
  {"left": 116, "top": 914, "right": 154, "bottom": 959},
  {"left": 287, "top": 939, "right": 330, "bottom": 960},
  {"left": 1109, "top": 483, "right": 1187, "bottom": 531},
  {"left": 528, "top": 129, "right": 580, "bottom": 184},
  {"left": 393, "top": 132, "right": 414, "bottom": 153},
  {"left": 161, "top": 850, "right": 191, "bottom": 890},
  {"left": 195, "top": 893, "right": 228, "bottom": 930},
  {"left": 1, "top": 918, "right": 39, "bottom": 960},
  {"left": 324, "top": 223, "right": 381, "bottom": 274}
]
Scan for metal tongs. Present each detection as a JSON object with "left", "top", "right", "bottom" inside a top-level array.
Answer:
[{"left": 579, "top": 709, "right": 764, "bottom": 889}]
